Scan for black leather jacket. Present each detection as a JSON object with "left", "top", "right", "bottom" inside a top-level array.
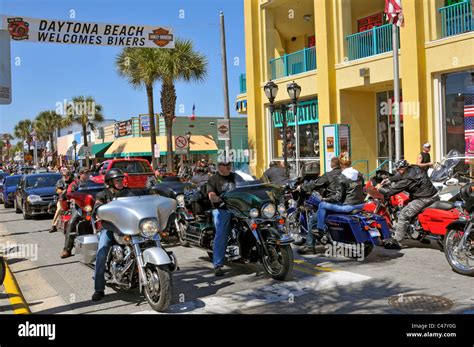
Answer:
[
  {"left": 379, "top": 165, "right": 438, "bottom": 200},
  {"left": 302, "top": 167, "right": 342, "bottom": 203},
  {"left": 338, "top": 170, "right": 365, "bottom": 205}
]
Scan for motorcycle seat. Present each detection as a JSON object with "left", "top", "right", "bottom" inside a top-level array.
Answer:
[{"left": 423, "top": 200, "right": 455, "bottom": 211}]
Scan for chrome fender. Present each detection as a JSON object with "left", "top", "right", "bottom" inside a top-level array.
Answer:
[{"left": 142, "top": 247, "right": 172, "bottom": 266}]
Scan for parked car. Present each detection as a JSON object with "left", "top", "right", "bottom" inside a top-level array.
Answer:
[
  {"left": 0, "top": 172, "right": 6, "bottom": 203},
  {"left": 91, "top": 158, "right": 153, "bottom": 188},
  {"left": 14, "top": 173, "right": 61, "bottom": 219},
  {"left": 1, "top": 174, "right": 22, "bottom": 208}
]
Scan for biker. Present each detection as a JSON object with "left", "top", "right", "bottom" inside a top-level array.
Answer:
[
  {"left": 191, "top": 159, "right": 210, "bottom": 187},
  {"left": 377, "top": 159, "right": 439, "bottom": 250},
  {"left": 50, "top": 168, "right": 74, "bottom": 233},
  {"left": 314, "top": 153, "right": 366, "bottom": 236},
  {"left": 146, "top": 169, "right": 162, "bottom": 188},
  {"left": 206, "top": 161, "right": 236, "bottom": 276},
  {"left": 262, "top": 161, "right": 289, "bottom": 186},
  {"left": 297, "top": 157, "right": 342, "bottom": 255},
  {"left": 92, "top": 168, "right": 132, "bottom": 301},
  {"left": 61, "top": 168, "right": 91, "bottom": 258}
]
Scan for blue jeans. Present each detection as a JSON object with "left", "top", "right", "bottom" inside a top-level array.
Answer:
[
  {"left": 316, "top": 202, "right": 365, "bottom": 231},
  {"left": 212, "top": 209, "right": 233, "bottom": 268},
  {"left": 94, "top": 229, "right": 115, "bottom": 292},
  {"left": 305, "top": 212, "right": 318, "bottom": 246}
]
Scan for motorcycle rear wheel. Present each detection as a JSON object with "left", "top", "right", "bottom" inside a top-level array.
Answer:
[
  {"left": 261, "top": 244, "right": 293, "bottom": 281},
  {"left": 143, "top": 264, "right": 172, "bottom": 312},
  {"left": 444, "top": 230, "right": 474, "bottom": 277}
]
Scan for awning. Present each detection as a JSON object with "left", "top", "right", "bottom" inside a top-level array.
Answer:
[
  {"left": 92, "top": 142, "right": 113, "bottom": 157},
  {"left": 104, "top": 135, "right": 218, "bottom": 158}
]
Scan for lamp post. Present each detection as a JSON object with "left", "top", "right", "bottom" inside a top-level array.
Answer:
[
  {"left": 185, "top": 131, "right": 192, "bottom": 169},
  {"left": 264, "top": 80, "right": 301, "bottom": 176},
  {"left": 72, "top": 140, "right": 78, "bottom": 170}
]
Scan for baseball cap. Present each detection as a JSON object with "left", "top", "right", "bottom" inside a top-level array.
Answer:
[
  {"left": 423, "top": 143, "right": 431, "bottom": 148},
  {"left": 79, "top": 167, "right": 90, "bottom": 175}
]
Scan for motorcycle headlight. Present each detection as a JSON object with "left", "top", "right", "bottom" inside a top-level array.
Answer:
[
  {"left": 84, "top": 205, "right": 92, "bottom": 213},
  {"left": 176, "top": 194, "right": 185, "bottom": 207},
  {"left": 27, "top": 195, "right": 42, "bottom": 203},
  {"left": 249, "top": 208, "right": 259, "bottom": 218},
  {"left": 262, "top": 203, "right": 276, "bottom": 219},
  {"left": 278, "top": 204, "right": 286, "bottom": 215},
  {"left": 140, "top": 218, "right": 159, "bottom": 237}
]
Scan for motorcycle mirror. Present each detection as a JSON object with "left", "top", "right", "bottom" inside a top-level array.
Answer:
[{"left": 445, "top": 178, "right": 459, "bottom": 186}]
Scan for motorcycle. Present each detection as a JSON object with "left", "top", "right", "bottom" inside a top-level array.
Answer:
[
  {"left": 364, "top": 185, "right": 467, "bottom": 248},
  {"left": 444, "top": 184, "right": 474, "bottom": 276},
  {"left": 176, "top": 175, "right": 294, "bottom": 280},
  {"left": 287, "top": 186, "right": 391, "bottom": 258},
  {"left": 75, "top": 193, "right": 178, "bottom": 312}
]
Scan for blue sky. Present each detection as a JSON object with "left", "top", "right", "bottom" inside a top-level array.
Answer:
[{"left": 0, "top": 0, "right": 245, "bottom": 139}]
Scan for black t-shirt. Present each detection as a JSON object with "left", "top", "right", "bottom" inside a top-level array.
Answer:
[
  {"left": 420, "top": 152, "right": 431, "bottom": 172},
  {"left": 206, "top": 172, "right": 236, "bottom": 197}
]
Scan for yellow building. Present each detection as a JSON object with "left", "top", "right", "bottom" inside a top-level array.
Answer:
[{"left": 237, "top": 0, "right": 474, "bottom": 177}]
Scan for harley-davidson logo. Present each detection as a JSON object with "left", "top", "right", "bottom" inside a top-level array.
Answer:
[
  {"left": 218, "top": 125, "right": 228, "bottom": 134},
  {"left": 7, "top": 17, "right": 29, "bottom": 41},
  {"left": 148, "top": 28, "right": 173, "bottom": 47}
]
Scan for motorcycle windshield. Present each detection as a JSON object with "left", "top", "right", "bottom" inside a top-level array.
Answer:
[{"left": 430, "top": 149, "right": 473, "bottom": 182}]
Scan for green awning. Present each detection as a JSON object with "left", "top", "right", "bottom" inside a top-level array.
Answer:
[{"left": 92, "top": 142, "right": 113, "bottom": 157}]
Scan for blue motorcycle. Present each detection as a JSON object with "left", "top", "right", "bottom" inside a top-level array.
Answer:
[{"left": 284, "top": 186, "right": 391, "bottom": 258}]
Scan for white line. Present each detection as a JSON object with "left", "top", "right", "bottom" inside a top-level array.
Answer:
[{"left": 135, "top": 270, "right": 371, "bottom": 314}]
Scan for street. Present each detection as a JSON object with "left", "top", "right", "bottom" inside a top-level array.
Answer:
[{"left": 1, "top": 204, "right": 473, "bottom": 315}]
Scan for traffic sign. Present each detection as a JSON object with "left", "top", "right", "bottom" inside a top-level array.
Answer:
[
  {"left": 83, "top": 146, "right": 91, "bottom": 157},
  {"left": 175, "top": 136, "right": 188, "bottom": 149},
  {"left": 154, "top": 144, "right": 161, "bottom": 157}
]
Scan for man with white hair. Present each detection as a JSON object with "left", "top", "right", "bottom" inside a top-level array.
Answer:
[{"left": 416, "top": 143, "right": 433, "bottom": 175}]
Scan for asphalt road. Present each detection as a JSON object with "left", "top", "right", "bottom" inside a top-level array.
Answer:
[{"left": 0, "top": 203, "right": 473, "bottom": 315}]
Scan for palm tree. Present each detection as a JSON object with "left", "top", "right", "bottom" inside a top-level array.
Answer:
[
  {"left": 156, "top": 39, "right": 207, "bottom": 172},
  {"left": 0, "top": 133, "right": 13, "bottom": 161},
  {"left": 33, "top": 111, "right": 63, "bottom": 153},
  {"left": 14, "top": 119, "right": 33, "bottom": 156},
  {"left": 116, "top": 47, "right": 161, "bottom": 169},
  {"left": 64, "top": 96, "right": 104, "bottom": 168}
]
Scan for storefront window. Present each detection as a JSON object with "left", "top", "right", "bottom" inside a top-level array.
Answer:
[
  {"left": 271, "top": 99, "right": 320, "bottom": 165},
  {"left": 443, "top": 70, "right": 474, "bottom": 156}
]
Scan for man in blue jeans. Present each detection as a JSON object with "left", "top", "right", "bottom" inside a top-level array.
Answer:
[
  {"left": 91, "top": 168, "right": 132, "bottom": 301},
  {"left": 315, "top": 153, "right": 365, "bottom": 235},
  {"left": 206, "top": 161, "right": 236, "bottom": 276}
]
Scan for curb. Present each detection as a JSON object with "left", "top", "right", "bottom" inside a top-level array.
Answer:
[{"left": 3, "top": 261, "right": 31, "bottom": 314}]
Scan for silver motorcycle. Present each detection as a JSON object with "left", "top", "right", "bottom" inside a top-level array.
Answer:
[{"left": 76, "top": 194, "right": 178, "bottom": 312}]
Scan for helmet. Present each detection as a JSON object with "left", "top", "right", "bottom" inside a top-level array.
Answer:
[
  {"left": 460, "top": 184, "right": 474, "bottom": 204},
  {"left": 105, "top": 168, "right": 125, "bottom": 185},
  {"left": 393, "top": 159, "right": 409, "bottom": 170}
]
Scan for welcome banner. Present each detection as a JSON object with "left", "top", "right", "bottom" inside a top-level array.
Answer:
[{"left": 1, "top": 15, "right": 174, "bottom": 48}]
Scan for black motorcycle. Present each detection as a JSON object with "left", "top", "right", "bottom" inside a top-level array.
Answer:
[{"left": 176, "top": 175, "right": 294, "bottom": 280}]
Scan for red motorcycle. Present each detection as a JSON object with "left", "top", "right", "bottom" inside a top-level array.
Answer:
[{"left": 364, "top": 185, "right": 467, "bottom": 246}]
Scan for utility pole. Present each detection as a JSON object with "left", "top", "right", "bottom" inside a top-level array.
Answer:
[{"left": 220, "top": 11, "right": 232, "bottom": 161}]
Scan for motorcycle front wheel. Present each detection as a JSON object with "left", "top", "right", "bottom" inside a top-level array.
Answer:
[
  {"left": 143, "top": 264, "right": 172, "bottom": 312},
  {"left": 444, "top": 230, "right": 474, "bottom": 276},
  {"left": 261, "top": 244, "right": 293, "bottom": 281}
]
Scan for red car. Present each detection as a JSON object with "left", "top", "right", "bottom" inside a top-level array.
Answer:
[{"left": 91, "top": 159, "right": 153, "bottom": 188}]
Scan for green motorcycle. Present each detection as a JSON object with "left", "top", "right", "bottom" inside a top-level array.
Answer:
[{"left": 178, "top": 174, "right": 294, "bottom": 280}]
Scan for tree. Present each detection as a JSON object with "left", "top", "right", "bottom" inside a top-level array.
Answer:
[
  {"left": 33, "top": 111, "right": 63, "bottom": 153},
  {"left": 116, "top": 47, "right": 161, "bottom": 169},
  {"left": 156, "top": 39, "right": 207, "bottom": 172},
  {"left": 14, "top": 119, "right": 33, "bottom": 155},
  {"left": 64, "top": 96, "right": 104, "bottom": 168},
  {"left": 0, "top": 133, "right": 13, "bottom": 161}
]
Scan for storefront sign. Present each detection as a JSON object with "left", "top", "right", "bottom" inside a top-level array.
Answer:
[
  {"left": 273, "top": 100, "right": 318, "bottom": 128},
  {"left": 357, "top": 12, "right": 384, "bottom": 32},
  {"left": 114, "top": 120, "right": 132, "bottom": 138},
  {"left": 1, "top": 15, "right": 174, "bottom": 48},
  {"left": 139, "top": 114, "right": 158, "bottom": 135}
]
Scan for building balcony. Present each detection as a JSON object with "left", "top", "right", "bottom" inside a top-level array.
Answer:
[
  {"left": 439, "top": 1, "right": 473, "bottom": 38},
  {"left": 269, "top": 46, "right": 316, "bottom": 80},
  {"left": 239, "top": 73, "right": 247, "bottom": 94},
  {"left": 346, "top": 23, "right": 399, "bottom": 61}
]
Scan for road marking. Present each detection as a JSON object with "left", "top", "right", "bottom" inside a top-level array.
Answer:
[
  {"left": 3, "top": 261, "right": 31, "bottom": 314},
  {"left": 135, "top": 270, "right": 371, "bottom": 314}
]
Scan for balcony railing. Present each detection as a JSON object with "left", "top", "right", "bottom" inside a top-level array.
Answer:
[
  {"left": 239, "top": 73, "right": 246, "bottom": 94},
  {"left": 439, "top": 1, "right": 473, "bottom": 38},
  {"left": 346, "top": 24, "right": 398, "bottom": 61},
  {"left": 269, "top": 46, "right": 317, "bottom": 80}
]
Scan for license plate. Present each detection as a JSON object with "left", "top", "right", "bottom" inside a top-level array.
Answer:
[{"left": 369, "top": 230, "right": 380, "bottom": 237}]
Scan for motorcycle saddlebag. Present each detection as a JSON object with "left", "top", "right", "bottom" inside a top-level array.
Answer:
[{"left": 75, "top": 234, "right": 99, "bottom": 264}]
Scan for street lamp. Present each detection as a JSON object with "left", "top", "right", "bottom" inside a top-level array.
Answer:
[
  {"left": 72, "top": 140, "right": 78, "bottom": 169},
  {"left": 264, "top": 80, "right": 302, "bottom": 174}
]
